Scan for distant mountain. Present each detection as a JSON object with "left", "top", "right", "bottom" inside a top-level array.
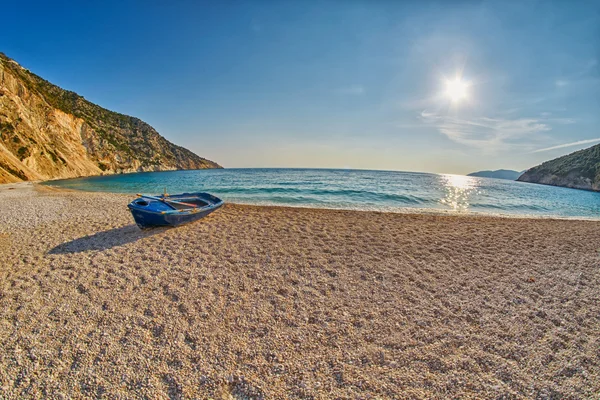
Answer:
[
  {"left": 518, "top": 143, "right": 600, "bottom": 191},
  {"left": 0, "top": 52, "right": 221, "bottom": 183},
  {"left": 467, "top": 169, "right": 523, "bottom": 180}
]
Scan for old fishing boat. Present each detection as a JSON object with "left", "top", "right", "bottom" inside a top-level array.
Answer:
[{"left": 128, "top": 192, "right": 224, "bottom": 229}]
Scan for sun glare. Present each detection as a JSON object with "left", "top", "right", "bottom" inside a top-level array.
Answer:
[{"left": 445, "top": 78, "right": 469, "bottom": 102}]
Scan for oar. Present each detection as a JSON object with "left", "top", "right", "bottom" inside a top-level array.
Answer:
[{"left": 137, "top": 194, "right": 198, "bottom": 208}]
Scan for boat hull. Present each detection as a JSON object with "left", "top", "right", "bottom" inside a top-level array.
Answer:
[{"left": 127, "top": 192, "right": 223, "bottom": 229}]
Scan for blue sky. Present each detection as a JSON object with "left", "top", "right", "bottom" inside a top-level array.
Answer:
[{"left": 2, "top": 1, "right": 599, "bottom": 174}]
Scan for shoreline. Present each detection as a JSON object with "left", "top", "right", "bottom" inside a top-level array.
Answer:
[
  {"left": 31, "top": 181, "right": 600, "bottom": 222},
  {"left": 1, "top": 183, "right": 599, "bottom": 397}
]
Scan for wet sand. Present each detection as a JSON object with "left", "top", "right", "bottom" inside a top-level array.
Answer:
[{"left": 0, "top": 183, "right": 599, "bottom": 399}]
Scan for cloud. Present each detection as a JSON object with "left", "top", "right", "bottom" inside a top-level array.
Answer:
[
  {"left": 338, "top": 85, "right": 365, "bottom": 95},
  {"left": 531, "top": 138, "right": 600, "bottom": 153},
  {"left": 419, "top": 110, "right": 551, "bottom": 152},
  {"left": 550, "top": 117, "right": 576, "bottom": 125}
]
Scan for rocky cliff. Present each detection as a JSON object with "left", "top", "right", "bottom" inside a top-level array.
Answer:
[
  {"left": 518, "top": 144, "right": 600, "bottom": 191},
  {"left": 0, "top": 53, "right": 221, "bottom": 183}
]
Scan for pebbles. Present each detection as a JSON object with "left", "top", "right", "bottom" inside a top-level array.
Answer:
[{"left": 0, "top": 183, "right": 599, "bottom": 398}]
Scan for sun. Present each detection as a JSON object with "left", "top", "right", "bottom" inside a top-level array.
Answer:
[{"left": 445, "top": 78, "right": 469, "bottom": 102}]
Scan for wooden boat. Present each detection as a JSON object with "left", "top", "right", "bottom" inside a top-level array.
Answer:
[{"left": 127, "top": 192, "right": 224, "bottom": 229}]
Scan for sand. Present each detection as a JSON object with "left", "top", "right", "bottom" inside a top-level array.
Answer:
[{"left": 0, "top": 183, "right": 599, "bottom": 399}]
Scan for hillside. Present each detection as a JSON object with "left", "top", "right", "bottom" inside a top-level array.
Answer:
[
  {"left": 467, "top": 169, "right": 523, "bottom": 180},
  {"left": 518, "top": 144, "right": 600, "bottom": 191},
  {"left": 0, "top": 53, "right": 221, "bottom": 183}
]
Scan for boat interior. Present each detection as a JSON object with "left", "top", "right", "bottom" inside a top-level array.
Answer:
[
  {"left": 168, "top": 198, "right": 210, "bottom": 210},
  {"left": 133, "top": 197, "right": 211, "bottom": 210}
]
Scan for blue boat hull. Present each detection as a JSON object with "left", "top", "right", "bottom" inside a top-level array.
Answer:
[{"left": 127, "top": 192, "right": 223, "bottom": 229}]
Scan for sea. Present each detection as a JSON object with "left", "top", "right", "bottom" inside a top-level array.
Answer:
[{"left": 44, "top": 168, "right": 600, "bottom": 219}]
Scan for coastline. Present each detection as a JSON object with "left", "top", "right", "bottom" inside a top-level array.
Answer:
[
  {"left": 1, "top": 183, "right": 599, "bottom": 398},
  {"left": 37, "top": 179, "right": 600, "bottom": 222}
]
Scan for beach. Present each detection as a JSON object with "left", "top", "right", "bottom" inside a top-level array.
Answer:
[{"left": 0, "top": 183, "right": 599, "bottom": 399}]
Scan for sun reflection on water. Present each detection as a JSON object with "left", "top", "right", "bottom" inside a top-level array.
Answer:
[{"left": 439, "top": 174, "right": 480, "bottom": 211}]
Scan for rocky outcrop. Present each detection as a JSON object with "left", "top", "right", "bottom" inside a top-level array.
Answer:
[
  {"left": 518, "top": 144, "right": 600, "bottom": 191},
  {"left": 0, "top": 53, "right": 221, "bottom": 183}
]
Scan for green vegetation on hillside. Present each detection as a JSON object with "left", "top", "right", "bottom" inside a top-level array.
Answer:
[
  {"left": 0, "top": 52, "right": 221, "bottom": 177},
  {"left": 528, "top": 145, "right": 600, "bottom": 180},
  {"left": 519, "top": 143, "right": 600, "bottom": 191}
]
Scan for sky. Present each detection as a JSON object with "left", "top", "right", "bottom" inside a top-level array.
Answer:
[{"left": 2, "top": 1, "right": 599, "bottom": 174}]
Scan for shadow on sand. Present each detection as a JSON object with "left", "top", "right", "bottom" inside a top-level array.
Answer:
[{"left": 48, "top": 224, "right": 169, "bottom": 254}]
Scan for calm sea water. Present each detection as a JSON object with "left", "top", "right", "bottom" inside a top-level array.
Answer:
[{"left": 44, "top": 168, "right": 600, "bottom": 219}]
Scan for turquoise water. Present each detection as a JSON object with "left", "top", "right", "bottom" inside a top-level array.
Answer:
[{"left": 45, "top": 168, "right": 600, "bottom": 219}]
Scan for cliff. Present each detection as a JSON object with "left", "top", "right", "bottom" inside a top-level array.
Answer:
[
  {"left": 518, "top": 143, "right": 600, "bottom": 191},
  {"left": 0, "top": 53, "right": 221, "bottom": 183}
]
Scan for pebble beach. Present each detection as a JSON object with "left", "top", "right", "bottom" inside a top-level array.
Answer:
[{"left": 1, "top": 183, "right": 599, "bottom": 398}]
